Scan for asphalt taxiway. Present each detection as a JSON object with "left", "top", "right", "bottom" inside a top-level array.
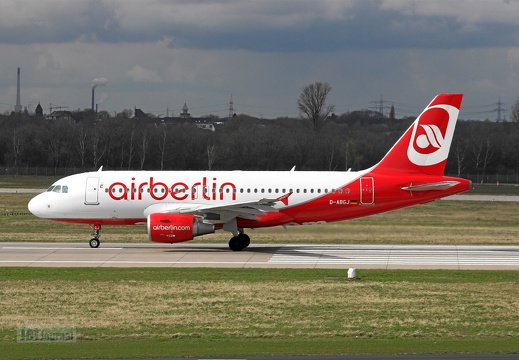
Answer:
[{"left": 1, "top": 243, "right": 518, "bottom": 269}]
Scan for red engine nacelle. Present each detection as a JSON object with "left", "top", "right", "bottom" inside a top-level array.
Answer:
[{"left": 147, "top": 213, "right": 215, "bottom": 243}]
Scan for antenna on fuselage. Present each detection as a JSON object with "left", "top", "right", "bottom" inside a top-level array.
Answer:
[{"left": 97, "top": 166, "right": 103, "bottom": 172}]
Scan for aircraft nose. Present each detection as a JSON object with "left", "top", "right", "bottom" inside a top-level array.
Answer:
[{"left": 28, "top": 194, "right": 48, "bottom": 218}]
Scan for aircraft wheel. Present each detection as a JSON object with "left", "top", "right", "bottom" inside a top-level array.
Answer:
[
  {"left": 89, "top": 238, "right": 100, "bottom": 248},
  {"left": 238, "top": 233, "right": 250, "bottom": 249},
  {"left": 228, "top": 233, "right": 250, "bottom": 251}
]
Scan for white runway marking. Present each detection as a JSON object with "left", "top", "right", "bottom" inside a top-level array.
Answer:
[
  {"left": 0, "top": 243, "right": 518, "bottom": 269},
  {"left": 268, "top": 245, "right": 519, "bottom": 268},
  {"left": 2, "top": 246, "right": 124, "bottom": 250}
]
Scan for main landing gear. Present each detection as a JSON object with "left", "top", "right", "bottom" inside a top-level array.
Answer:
[
  {"left": 228, "top": 231, "right": 250, "bottom": 251},
  {"left": 89, "top": 224, "right": 101, "bottom": 248}
]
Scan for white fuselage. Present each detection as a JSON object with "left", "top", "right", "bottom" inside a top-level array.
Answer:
[{"left": 28, "top": 169, "right": 369, "bottom": 225}]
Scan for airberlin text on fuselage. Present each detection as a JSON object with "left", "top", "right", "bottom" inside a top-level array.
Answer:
[{"left": 107, "top": 177, "right": 237, "bottom": 201}]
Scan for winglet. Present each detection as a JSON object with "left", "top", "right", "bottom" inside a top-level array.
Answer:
[{"left": 276, "top": 192, "right": 293, "bottom": 206}]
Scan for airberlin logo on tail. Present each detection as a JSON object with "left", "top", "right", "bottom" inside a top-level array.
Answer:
[
  {"left": 407, "top": 104, "right": 459, "bottom": 166},
  {"left": 415, "top": 124, "right": 444, "bottom": 152}
]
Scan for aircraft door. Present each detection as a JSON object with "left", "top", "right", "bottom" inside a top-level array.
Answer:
[
  {"left": 85, "top": 177, "right": 100, "bottom": 205},
  {"left": 360, "top": 177, "right": 374, "bottom": 205}
]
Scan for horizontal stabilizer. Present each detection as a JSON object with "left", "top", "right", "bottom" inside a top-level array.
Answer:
[{"left": 401, "top": 181, "right": 460, "bottom": 192}]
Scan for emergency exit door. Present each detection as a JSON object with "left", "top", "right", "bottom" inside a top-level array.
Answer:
[
  {"left": 360, "top": 177, "right": 374, "bottom": 205},
  {"left": 85, "top": 177, "right": 100, "bottom": 205}
]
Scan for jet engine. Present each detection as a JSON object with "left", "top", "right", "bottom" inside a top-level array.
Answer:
[{"left": 147, "top": 213, "right": 215, "bottom": 243}]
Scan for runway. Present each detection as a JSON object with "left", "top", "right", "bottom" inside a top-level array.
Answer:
[{"left": 1, "top": 243, "right": 518, "bottom": 269}]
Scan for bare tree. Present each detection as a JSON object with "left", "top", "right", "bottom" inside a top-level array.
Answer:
[
  {"left": 325, "top": 142, "right": 339, "bottom": 171},
  {"left": 127, "top": 127, "right": 135, "bottom": 170},
  {"left": 482, "top": 140, "right": 494, "bottom": 179},
  {"left": 10, "top": 127, "right": 24, "bottom": 172},
  {"left": 297, "top": 81, "right": 335, "bottom": 131},
  {"left": 454, "top": 142, "right": 466, "bottom": 177},
  {"left": 91, "top": 129, "right": 106, "bottom": 170},
  {"left": 158, "top": 127, "right": 167, "bottom": 171},
  {"left": 77, "top": 126, "right": 88, "bottom": 169},
  {"left": 138, "top": 130, "right": 149, "bottom": 170},
  {"left": 207, "top": 144, "right": 217, "bottom": 170}
]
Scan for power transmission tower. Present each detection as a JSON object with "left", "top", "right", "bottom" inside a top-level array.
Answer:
[
  {"left": 369, "top": 95, "right": 393, "bottom": 117},
  {"left": 495, "top": 97, "right": 505, "bottom": 121},
  {"left": 228, "top": 94, "right": 234, "bottom": 118}
]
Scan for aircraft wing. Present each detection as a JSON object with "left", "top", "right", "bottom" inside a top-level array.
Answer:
[{"left": 143, "top": 196, "right": 287, "bottom": 223}]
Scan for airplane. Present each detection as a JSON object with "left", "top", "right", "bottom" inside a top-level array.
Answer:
[{"left": 28, "top": 93, "right": 471, "bottom": 251}]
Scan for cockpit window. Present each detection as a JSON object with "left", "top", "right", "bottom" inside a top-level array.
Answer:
[{"left": 46, "top": 185, "right": 68, "bottom": 193}]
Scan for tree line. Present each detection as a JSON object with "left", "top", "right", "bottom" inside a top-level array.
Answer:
[{"left": 1, "top": 109, "right": 519, "bottom": 183}]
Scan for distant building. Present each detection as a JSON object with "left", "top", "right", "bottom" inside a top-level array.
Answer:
[
  {"left": 134, "top": 108, "right": 148, "bottom": 119},
  {"left": 193, "top": 119, "right": 216, "bottom": 132},
  {"left": 133, "top": 103, "right": 226, "bottom": 132},
  {"left": 35, "top": 103, "right": 43, "bottom": 118},
  {"left": 48, "top": 111, "right": 76, "bottom": 122},
  {"left": 180, "top": 103, "right": 191, "bottom": 119}
]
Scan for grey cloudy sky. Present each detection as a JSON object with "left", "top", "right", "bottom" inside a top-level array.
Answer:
[{"left": 1, "top": 0, "right": 519, "bottom": 119}]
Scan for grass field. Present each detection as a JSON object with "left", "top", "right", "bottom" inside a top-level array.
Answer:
[{"left": 1, "top": 268, "right": 518, "bottom": 359}]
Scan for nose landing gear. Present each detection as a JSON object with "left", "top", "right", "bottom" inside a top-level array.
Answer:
[{"left": 89, "top": 224, "right": 101, "bottom": 248}]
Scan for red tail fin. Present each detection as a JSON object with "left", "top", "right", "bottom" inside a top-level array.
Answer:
[{"left": 374, "top": 94, "right": 463, "bottom": 175}]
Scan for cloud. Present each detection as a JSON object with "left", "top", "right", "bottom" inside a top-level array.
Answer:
[
  {"left": 126, "top": 65, "right": 162, "bottom": 83},
  {"left": 0, "top": 0, "right": 518, "bottom": 51},
  {"left": 1, "top": 0, "right": 519, "bottom": 117}
]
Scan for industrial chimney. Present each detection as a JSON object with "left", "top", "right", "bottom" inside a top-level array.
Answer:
[
  {"left": 91, "top": 87, "right": 95, "bottom": 113},
  {"left": 14, "top": 68, "right": 22, "bottom": 113}
]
